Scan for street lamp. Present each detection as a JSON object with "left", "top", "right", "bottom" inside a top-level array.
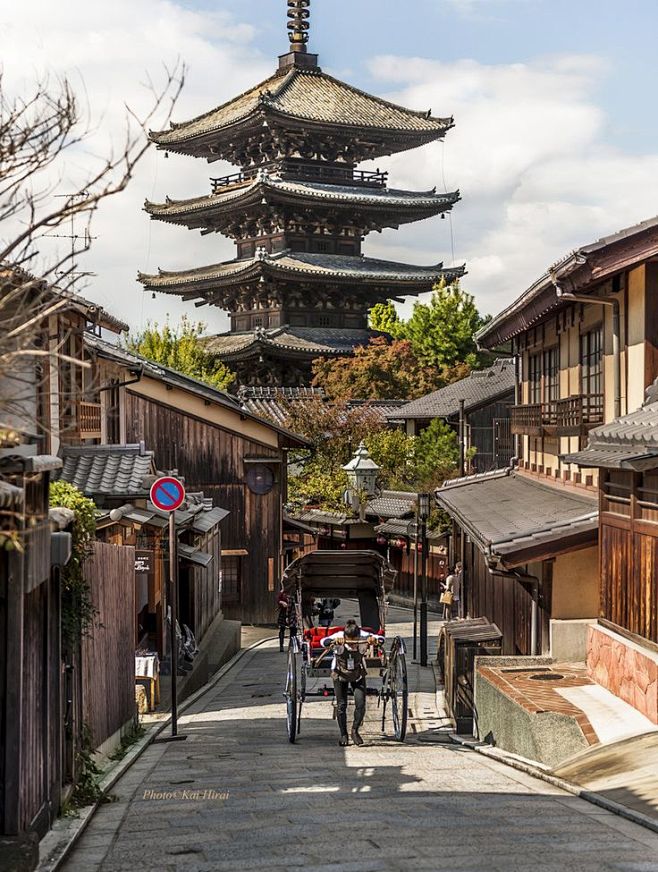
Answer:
[
  {"left": 418, "top": 492, "right": 430, "bottom": 667},
  {"left": 342, "top": 441, "right": 380, "bottom": 519}
]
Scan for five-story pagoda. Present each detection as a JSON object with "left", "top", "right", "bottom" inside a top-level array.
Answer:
[{"left": 140, "top": 0, "right": 464, "bottom": 386}]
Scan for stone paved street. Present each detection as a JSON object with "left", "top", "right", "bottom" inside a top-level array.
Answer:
[{"left": 63, "top": 606, "right": 658, "bottom": 872}]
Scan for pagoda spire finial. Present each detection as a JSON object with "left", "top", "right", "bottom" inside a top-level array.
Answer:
[{"left": 287, "top": 0, "right": 310, "bottom": 53}]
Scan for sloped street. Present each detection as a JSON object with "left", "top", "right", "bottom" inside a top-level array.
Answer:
[{"left": 62, "top": 607, "right": 658, "bottom": 872}]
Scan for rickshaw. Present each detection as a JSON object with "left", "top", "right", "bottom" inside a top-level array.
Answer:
[{"left": 280, "top": 550, "right": 409, "bottom": 743}]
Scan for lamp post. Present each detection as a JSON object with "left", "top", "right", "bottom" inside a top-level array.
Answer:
[
  {"left": 418, "top": 492, "right": 430, "bottom": 667},
  {"left": 342, "top": 441, "right": 380, "bottom": 519}
]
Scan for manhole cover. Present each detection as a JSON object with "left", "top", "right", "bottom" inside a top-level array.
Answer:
[{"left": 529, "top": 673, "right": 564, "bottom": 681}]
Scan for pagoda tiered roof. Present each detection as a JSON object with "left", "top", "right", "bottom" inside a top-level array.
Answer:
[
  {"left": 150, "top": 67, "right": 453, "bottom": 161},
  {"left": 139, "top": 250, "right": 465, "bottom": 302},
  {"left": 204, "top": 326, "right": 381, "bottom": 362},
  {"left": 145, "top": 173, "right": 460, "bottom": 233}
]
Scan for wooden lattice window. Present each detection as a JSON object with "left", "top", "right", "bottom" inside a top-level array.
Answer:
[
  {"left": 580, "top": 327, "right": 602, "bottom": 397},
  {"left": 221, "top": 556, "right": 241, "bottom": 604},
  {"left": 638, "top": 472, "right": 658, "bottom": 524},
  {"left": 528, "top": 353, "right": 541, "bottom": 403},
  {"left": 543, "top": 346, "right": 560, "bottom": 404}
]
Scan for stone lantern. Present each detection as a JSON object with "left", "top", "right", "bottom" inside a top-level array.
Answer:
[{"left": 342, "top": 441, "right": 380, "bottom": 516}]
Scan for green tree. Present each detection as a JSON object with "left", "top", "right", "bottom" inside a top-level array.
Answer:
[
  {"left": 125, "top": 316, "right": 235, "bottom": 392},
  {"left": 413, "top": 417, "right": 460, "bottom": 490},
  {"left": 403, "top": 281, "right": 490, "bottom": 370},
  {"left": 369, "top": 301, "right": 402, "bottom": 336}
]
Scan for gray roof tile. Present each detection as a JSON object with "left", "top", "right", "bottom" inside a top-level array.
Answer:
[
  {"left": 393, "top": 359, "right": 515, "bottom": 420},
  {"left": 59, "top": 445, "right": 155, "bottom": 498},
  {"left": 435, "top": 468, "right": 597, "bottom": 562}
]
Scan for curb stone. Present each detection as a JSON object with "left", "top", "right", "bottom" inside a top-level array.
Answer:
[
  {"left": 36, "top": 636, "right": 276, "bottom": 872},
  {"left": 431, "top": 658, "right": 658, "bottom": 836}
]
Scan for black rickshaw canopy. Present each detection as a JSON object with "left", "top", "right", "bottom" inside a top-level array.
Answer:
[{"left": 281, "top": 550, "right": 396, "bottom": 599}]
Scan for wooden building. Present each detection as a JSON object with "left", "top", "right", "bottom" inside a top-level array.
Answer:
[
  {"left": 84, "top": 335, "right": 308, "bottom": 624},
  {"left": 139, "top": 0, "right": 463, "bottom": 386},
  {"left": 563, "top": 376, "right": 658, "bottom": 723},
  {"left": 437, "top": 219, "right": 658, "bottom": 660},
  {"left": 391, "top": 359, "right": 515, "bottom": 473},
  {"left": 438, "top": 215, "right": 658, "bottom": 661}
]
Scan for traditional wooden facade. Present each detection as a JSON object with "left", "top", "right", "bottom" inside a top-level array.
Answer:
[
  {"left": 140, "top": 0, "right": 464, "bottom": 386},
  {"left": 445, "top": 215, "right": 658, "bottom": 661},
  {"left": 84, "top": 335, "right": 309, "bottom": 624},
  {"left": 563, "top": 376, "right": 658, "bottom": 722}
]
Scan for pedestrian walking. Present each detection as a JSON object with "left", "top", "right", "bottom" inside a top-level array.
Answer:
[
  {"left": 277, "top": 591, "right": 297, "bottom": 651},
  {"left": 453, "top": 561, "right": 464, "bottom": 618},
  {"left": 318, "top": 597, "right": 340, "bottom": 628},
  {"left": 440, "top": 575, "right": 455, "bottom": 621},
  {"left": 321, "top": 619, "right": 384, "bottom": 747}
]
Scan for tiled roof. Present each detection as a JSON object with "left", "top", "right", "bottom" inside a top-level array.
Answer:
[
  {"left": 146, "top": 175, "right": 459, "bottom": 223},
  {"left": 151, "top": 68, "right": 452, "bottom": 147},
  {"left": 393, "top": 359, "right": 515, "bottom": 420},
  {"left": 83, "top": 334, "right": 310, "bottom": 449},
  {"left": 563, "top": 377, "right": 658, "bottom": 470},
  {"left": 59, "top": 445, "right": 155, "bottom": 498},
  {"left": 205, "top": 327, "right": 378, "bottom": 360},
  {"left": 435, "top": 468, "right": 597, "bottom": 565},
  {"left": 366, "top": 491, "right": 416, "bottom": 520},
  {"left": 140, "top": 250, "right": 464, "bottom": 293},
  {"left": 238, "top": 387, "right": 407, "bottom": 426}
]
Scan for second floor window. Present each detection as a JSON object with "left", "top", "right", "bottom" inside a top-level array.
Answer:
[
  {"left": 580, "top": 327, "right": 602, "bottom": 397},
  {"left": 543, "top": 347, "right": 560, "bottom": 404},
  {"left": 528, "top": 353, "right": 541, "bottom": 403}
]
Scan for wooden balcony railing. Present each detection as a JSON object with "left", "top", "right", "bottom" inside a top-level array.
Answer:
[
  {"left": 78, "top": 401, "right": 102, "bottom": 439},
  {"left": 511, "top": 394, "right": 604, "bottom": 437},
  {"left": 554, "top": 393, "right": 603, "bottom": 435},
  {"left": 210, "top": 164, "right": 389, "bottom": 194},
  {"left": 510, "top": 403, "right": 544, "bottom": 435}
]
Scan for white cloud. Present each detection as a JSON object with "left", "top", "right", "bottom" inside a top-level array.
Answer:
[
  {"left": 364, "top": 53, "right": 658, "bottom": 318},
  {"left": 3, "top": 5, "right": 657, "bottom": 336},
  {"left": 0, "top": 0, "right": 270, "bottom": 333}
]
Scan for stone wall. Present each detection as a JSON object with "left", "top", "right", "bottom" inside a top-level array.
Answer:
[{"left": 587, "top": 623, "right": 658, "bottom": 724}]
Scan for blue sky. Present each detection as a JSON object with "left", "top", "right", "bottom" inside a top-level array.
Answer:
[{"left": 1, "top": 0, "right": 657, "bottom": 332}]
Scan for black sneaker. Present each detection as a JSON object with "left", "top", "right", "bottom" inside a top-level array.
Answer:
[
  {"left": 338, "top": 734, "right": 349, "bottom": 747},
  {"left": 351, "top": 728, "right": 364, "bottom": 746}
]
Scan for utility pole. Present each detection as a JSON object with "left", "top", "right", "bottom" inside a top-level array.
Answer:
[
  {"left": 418, "top": 493, "right": 430, "bottom": 667},
  {"left": 458, "top": 399, "right": 465, "bottom": 477}
]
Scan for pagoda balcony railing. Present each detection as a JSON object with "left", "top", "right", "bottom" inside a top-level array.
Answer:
[
  {"left": 210, "top": 165, "right": 389, "bottom": 194},
  {"left": 510, "top": 393, "right": 604, "bottom": 437},
  {"left": 211, "top": 169, "right": 258, "bottom": 192}
]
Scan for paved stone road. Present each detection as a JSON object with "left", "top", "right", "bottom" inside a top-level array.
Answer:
[{"left": 63, "top": 606, "right": 658, "bottom": 871}]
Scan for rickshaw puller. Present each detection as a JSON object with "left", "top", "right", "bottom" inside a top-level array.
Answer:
[{"left": 321, "top": 619, "right": 384, "bottom": 746}]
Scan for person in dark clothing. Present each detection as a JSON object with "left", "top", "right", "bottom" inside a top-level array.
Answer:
[
  {"left": 318, "top": 597, "right": 340, "bottom": 628},
  {"left": 321, "top": 619, "right": 384, "bottom": 746},
  {"left": 276, "top": 592, "right": 297, "bottom": 652}
]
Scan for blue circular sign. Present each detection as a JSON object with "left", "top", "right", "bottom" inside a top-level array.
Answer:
[{"left": 150, "top": 476, "right": 186, "bottom": 512}]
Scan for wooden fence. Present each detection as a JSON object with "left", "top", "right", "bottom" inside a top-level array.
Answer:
[{"left": 81, "top": 541, "right": 136, "bottom": 749}]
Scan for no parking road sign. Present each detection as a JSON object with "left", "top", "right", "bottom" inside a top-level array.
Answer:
[{"left": 150, "top": 476, "right": 186, "bottom": 513}]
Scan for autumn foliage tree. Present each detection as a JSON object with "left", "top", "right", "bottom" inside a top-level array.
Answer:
[{"left": 312, "top": 336, "right": 446, "bottom": 401}]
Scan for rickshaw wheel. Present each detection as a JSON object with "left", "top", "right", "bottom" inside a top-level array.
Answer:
[
  {"left": 389, "top": 639, "right": 409, "bottom": 742},
  {"left": 285, "top": 647, "right": 298, "bottom": 743}
]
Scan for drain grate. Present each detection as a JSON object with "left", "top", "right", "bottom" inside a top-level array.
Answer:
[{"left": 529, "top": 673, "right": 565, "bottom": 681}]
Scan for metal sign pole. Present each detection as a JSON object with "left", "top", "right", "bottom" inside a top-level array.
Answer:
[
  {"left": 152, "top": 476, "right": 187, "bottom": 744},
  {"left": 420, "top": 513, "right": 428, "bottom": 667},
  {"left": 169, "top": 511, "right": 179, "bottom": 737},
  {"left": 412, "top": 519, "right": 418, "bottom": 660}
]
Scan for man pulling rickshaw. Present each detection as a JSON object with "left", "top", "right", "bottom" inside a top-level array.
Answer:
[{"left": 280, "top": 550, "right": 408, "bottom": 745}]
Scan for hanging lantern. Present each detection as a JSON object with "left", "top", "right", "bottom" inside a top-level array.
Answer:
[
  {"left": 376, "top": 534, "right": 388, "bottom": 546},
  {"left": 392, "top": 537, "right": 407, "bottom": 550}
]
